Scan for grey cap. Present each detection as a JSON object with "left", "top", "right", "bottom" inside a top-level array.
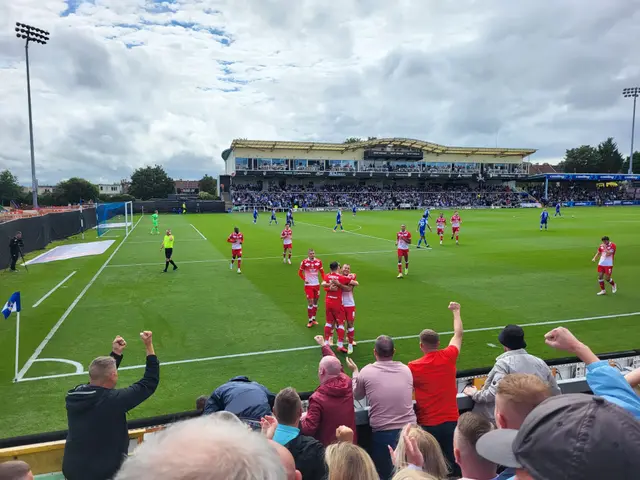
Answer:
[{"left": 476, "top": 394, "right": 640, "bottom": 479}]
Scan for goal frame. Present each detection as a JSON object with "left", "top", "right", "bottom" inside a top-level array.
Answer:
[{"left": 96, "top": 201, "right": 133, "bottom": 237}]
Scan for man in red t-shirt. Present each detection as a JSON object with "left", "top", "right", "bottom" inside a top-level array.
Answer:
[
  {"left": 322, "top": 261, "right": 358, "bottom": 353},
  {"left": 408, "top": 302, "right": 464, "bottom": 477}
]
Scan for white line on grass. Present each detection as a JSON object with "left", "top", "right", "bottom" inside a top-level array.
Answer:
[
  {"left": 296, "top": 221, "right": 396, "bottom": 244},
  {"left": 33, "top": 358, "right": 84, "bottom": 374},
  {"left": 32, "top": 271, "right": 77, "bottom": 308},
  {"left": 17, "top": 311, "right": 640, "bottom": 382},
  {"left": 15, "top": 216, "right": 143, "bottom": 381},
  {"left": 190, "top": 224, "right": 207, "bottom": 240},
  {"left": 107, "top": 249, "right": 393, "bottom": 268}
]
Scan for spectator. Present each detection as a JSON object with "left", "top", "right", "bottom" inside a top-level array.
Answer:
[
  {"left": 544, "top": 327, "right": 640, "bottom": 419},
  {"left": 347, "top": 335, "right": 416, "bottom": 479},
  {"left": 325, "top": 441, "right": 379, "bottom": 480},
  {"left": 463, "top": 324, "right": 560, "bottom": 422},
  {"left": 0, "top": 461, "right": 33, "bottom": 480},
  {"left": 389, "top": 425, "right": 450, "bottom": 479},
  {"left": 195, "top": 395, "right": 207, "bottom": 412},
  {"left": 453, "top": 412, "right": 496, "bottom": 480},
  {"left": 476, "top": 394, "right": 640, "bottom": 480},
  {"left": 300, "top": 336, "right": 357, "bottom": 446},
  {"left": 204, "top": 375, "right": 275, "bottom": 422},
  {"left": 115, "top": 416, "right": 285, "bottom": 479},
  {"left": 269, "top": 440, "right": 303, "bottom": 480},
  {"left": 391, "top": 469, "right": 438, "bottom": 480},
  {"left": 269, "top": 387, "right": 327, "bottom": 480},
  {"left": 408, "top": 302, "right": 463, "bottom": 476},
  {"left": 63, "top": 332, "right": 159, "bottom": 480}
]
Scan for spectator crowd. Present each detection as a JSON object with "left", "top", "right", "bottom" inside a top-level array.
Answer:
[
  {"left": 524, "top": 184, "right": 636, "bottom": 203},
  {"left": 18, "top": 301, "right": 637, "bottom": 480}
]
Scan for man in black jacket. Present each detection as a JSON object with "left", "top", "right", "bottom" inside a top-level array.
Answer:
[
  {"left": 62, "top": 331, "right": 160, "bottom": 480},
  {"left": 9, "top": 231, "right": 23, "bottom": 271}
]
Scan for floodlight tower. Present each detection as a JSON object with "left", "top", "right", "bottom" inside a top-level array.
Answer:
[
  {"left": 623, "top": 87, "right": 639, "bottom": 174},
  {"left": 15, "top": 22, "right": 49, "bottom": 208}
]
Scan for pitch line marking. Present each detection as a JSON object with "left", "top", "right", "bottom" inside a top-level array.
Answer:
[
  {"left": 15, "top": 216, "right": 143, "bottom": 382},
  {"left": 16, "top": 311, "right": 640, "bottom": 382},
  {"left": 190, "top": 224, "right": 207, "bottom": 240},
  {"left": 32, "top": 271, "right": 77, "bottom": 308},
  {"left": 33, "top": 358, "right": 84, "bottom": 374},
  {"left": 296, "top": 221, "right": 396, "bottom": 244}
]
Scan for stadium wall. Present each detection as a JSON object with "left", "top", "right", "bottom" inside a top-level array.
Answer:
[
  {"left": 132, "top": 200, "right": 225, "bottom": 214},
  {"left": 0, "top": 208, "right": 97, "bottom": 270}
]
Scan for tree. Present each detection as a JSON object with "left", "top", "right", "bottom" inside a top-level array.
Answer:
[
  {"left": 56, "top": 178, "right": 99, "bottom": 204},
  {"left": 0, "top": 170, "right": 22, "bottom": 203},
  {"left": 597, "top": 137, "right": 624, "bottom": 173},
  {"left": 562, "top": 145, "right": 601, "bottom": 173},
  {"left": 621, "top": 151, "right": 640, "bottom": 174},
  {"left": 367, "top": 136, "right": 378, "bottom": 141},
  {"left": 198, "top": 191, "right": 217, "bottom": 200},
  {"left": 198, "top": 174, "right": 218, "bottom": 195},
  {"left": 129, "top": 165, "right": 175, "bottom": 200},
  {"left": 344, "top": 137, "right": 362, "bottom": 144}
]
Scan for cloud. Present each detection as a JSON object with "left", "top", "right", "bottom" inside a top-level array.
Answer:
[{"left": 0, "top": 0, "right": 639, "bottom": 184}]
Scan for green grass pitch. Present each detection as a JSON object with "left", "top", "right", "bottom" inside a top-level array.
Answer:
[{"left": 1, "top": 207, "right": 639, "bottom": 437}]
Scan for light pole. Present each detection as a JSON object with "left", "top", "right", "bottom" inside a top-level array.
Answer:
[
  {"left": 15, "top": 22, "right": 49, "bottom": 208},
  {"left": 623, "top": 87, "right": 639, "bottom": 175}
]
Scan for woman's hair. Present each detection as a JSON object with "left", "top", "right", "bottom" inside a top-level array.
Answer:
[
  {"left": 393, "top": 425, "right": 449, "bottom": 479},
  {"left": 325, "top": 441, "right": 378, "bottom": 480},
  {"left": 391, "top": 468, "right": 439, "bottom": 480}
]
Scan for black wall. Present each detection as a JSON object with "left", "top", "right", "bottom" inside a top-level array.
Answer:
[
  {"left": 0, "top": 209, "right": 97, "bottom": 269},
  {"left": 133, "top": 200, "right": 225, "bottom": 214}
]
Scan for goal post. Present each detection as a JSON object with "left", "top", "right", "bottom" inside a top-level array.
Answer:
[{"left": 96, "top": 201, "right": 133, "bottom": 237}]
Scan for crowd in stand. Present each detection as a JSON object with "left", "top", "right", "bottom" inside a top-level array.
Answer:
[
  {"left": 17, "top": 302, "right": 636, "bottom": 480},
  {"left": 525, "top": 184, "right": 636, "bottom": 203},
  {"left": 231, "top": 184, "right": 525, "bottom": 209},
  {"left": 240, "top": 163, "right": 528, "bottom": 175}
]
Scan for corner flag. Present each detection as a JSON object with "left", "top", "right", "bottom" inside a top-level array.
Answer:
[{"left": 2, "top": 292, "right": 21, "bottom": 320}]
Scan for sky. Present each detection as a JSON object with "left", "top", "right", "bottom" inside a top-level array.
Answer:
[{"left": 1, "top": 0, "right": 639, "bottom": 185}]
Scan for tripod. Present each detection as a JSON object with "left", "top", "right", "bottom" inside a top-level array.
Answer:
[{"left": 18, "top": 247, "right": 28, "bottom": 273}]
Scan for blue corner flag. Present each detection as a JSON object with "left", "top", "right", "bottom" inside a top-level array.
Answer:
[{"left": 2, "top": 292, "right": 21, "bottom": 320}]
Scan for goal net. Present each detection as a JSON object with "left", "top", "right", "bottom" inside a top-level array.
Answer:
[{"left": 96, "top": 201, "right": 133, "bottom": 237}]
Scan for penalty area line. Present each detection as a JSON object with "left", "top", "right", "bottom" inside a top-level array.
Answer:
[
  {"left": 32, "top": 271, "right": 77, "bottom": 308},
  {"left": 16, "top": 311, "right": 640, "bottom": 383},
  {"left": 190, "top": 224, "right": 207, "bottom": 240}
]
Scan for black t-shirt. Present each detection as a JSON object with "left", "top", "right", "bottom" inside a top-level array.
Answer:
[{"left": 9, "top": 237, "right": 23, "bottom": 254}]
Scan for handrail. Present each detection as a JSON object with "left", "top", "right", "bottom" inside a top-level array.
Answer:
[{"left": 1, "top": 349, "right": 637, "bottom": 449}]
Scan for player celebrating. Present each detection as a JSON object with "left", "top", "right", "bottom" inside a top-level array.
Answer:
[
  {"left": 150, "top": 210, "right": 160, "bottom": 235},
  {"left": 436, "top": 213, "right": 446, "bottom": 245},
  {"left": 286, "top": 208, "right": 295, "bottom": 226},
  {"left": 396, "top": 224, "right": 411, "bottom": 278},
  {"left": 160, "top": 229, "right": 177, "bottom": 272},
  {"left": 227, "top": 226, "right": 244, "bottom": 274},
  {"left": 555, "top": 202, "right": 562, "bottom": 217},
  {"left": 341, "top": 263, "right": 358, "bottom": 354},
  {"left": 451, "top": 210, "right": 462, "bottom": 245},
  {"left": 281, "top": 223, "right": 293, "bottom": 264},
  {"left": 298, "top": 249, "right": 325, "bottom": 327},
  {"left": 269, "top": 208, "right": 278, "bottom": 225},
  {"left": 592, "top": 235, "right": 617, "bottom": 296},
  {"left": 333, "top": 208, "right": 344, "bottom": 232},
  {"left": 540, "top": 208, "right": 549, "bottom": 231},
  {"left": 417, "top": 215, "right": 431, "bottom": 248},
  {"left": 253, "top": 207, "right": 258, "bottom": 224},
  {"left": 322, "top": 261, "right": 359, "bottom": 353}
]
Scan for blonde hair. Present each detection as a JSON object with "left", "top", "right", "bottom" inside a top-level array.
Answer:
[
  {"left": 325, "top": 442, "right": 378, "bottom": 480},
  {"left": 394, "top": 425, "right": 449, "bottom": 479},
  {"left": 391, "top": 467, "right": 439, "bottom": 479},
  {"left": 496, "top": 373, "right": 552, "bottom": 422}
]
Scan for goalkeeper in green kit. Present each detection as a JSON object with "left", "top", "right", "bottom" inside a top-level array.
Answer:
[{"left": 150, "top": 210, "right": 160, "bottom": 234}]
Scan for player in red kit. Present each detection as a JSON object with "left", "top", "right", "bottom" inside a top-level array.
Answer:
[
  {"left": 341, "top": 263, "right": 358, "bottom": 354},
  {"left": 227, "top": 227, "right": 244, "bottom": 274},
  {"left": 322, "top": 261, "right": 359, "bottom": 353},
  {"left": 396, "top": 224, "right": 411, "bottom": 278},
  {"left": 298, "top": 249, "right": 325, "bottom": 327},
  {"left": 281, "top": 223, "right": 293, "bottom": 264},
  {"left": 592, "top": 235, "right": 617, "bottom": 295},
  {"left": 451, "top": 210, "right": 462, "bottom": 245},
  {"left": 436, "top": 213, "right": 446, "bottom": 245}
]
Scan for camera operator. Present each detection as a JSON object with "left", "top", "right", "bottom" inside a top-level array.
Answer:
[{"left": 9, "top": 231, "right": 23, "bottom": 272}]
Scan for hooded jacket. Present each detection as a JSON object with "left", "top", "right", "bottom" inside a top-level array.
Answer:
[
  {"left": 62, "top": 352, "right": 160, "bottom": 480},
  {"left": 301, "top": 345, "right": 357, "bottom": 446},
  {"left": 203, "top": 376, "right": 274, "bottom": 421}
]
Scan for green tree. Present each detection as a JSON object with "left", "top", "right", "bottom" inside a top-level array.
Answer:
[
  {"left": 198, "top": 191, "right": 217, "bottom": 200},
  {"left": 344, "top": 137, "right": 362, "bottom": 144},
  {"left": 562, "top": 145, "right": 601, "bottom": 173},
  {"left": 621, "top": 151, "right": 640, "bottom": 174},
  {"left": 597, "top": 137, "right": 624, "bottom": 173},
  {"left": 129, "top": 165, "right": 175, "bottom": 200},
  {"left": 56, "top": 177, "right": 99, "bottom": 204},
  {"left": 0, "top": 170, "right": 23, "bottom": 203},
  {"left": 367, "top": 136, "right": 378, "bottom": 141},
  {"left": 198, "top": 174, "right": 218, "bottom": 195}
]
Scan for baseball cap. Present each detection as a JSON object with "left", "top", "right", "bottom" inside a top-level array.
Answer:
[
  {"left": 476, "top": 394, "right": 640, "bottom": 479},
  {"left": 498, "top": 324, "right": 526, "bottom": 350}
]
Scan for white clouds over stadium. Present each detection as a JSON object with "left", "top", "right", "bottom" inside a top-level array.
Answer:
[{"left": 1, "top": 0, "right": 639, "bottom": 184}]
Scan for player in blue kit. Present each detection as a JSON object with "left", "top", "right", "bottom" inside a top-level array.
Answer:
[
  {"left": 269, "top": 208, "right": 278, "bottom": 225},
  {"left": 555, "top": 202, "right": 562, "bottom": 217},
  {"left": 540, "top": 208, "right": 549, "bottom": 230},
  {"left": 352, "top": 205, "right": 357, "bottom": 216},
  {"left": 333, "top": 208, "right": 344, "bottom": 232},
  {"left": 417, "top": 215, "right": 432, "bottom": 248},
  {"left": 286, "top": 208, "right": 295, "bottom": 226},
  {"left": 424, "top": 208, "right": 430, "bottom": 220},
  {"left": 253, "top": 207, "right": 258, "bottom": 224}
]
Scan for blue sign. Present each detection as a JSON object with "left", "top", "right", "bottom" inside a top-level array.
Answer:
[{"left": 546, "top": 174, "right": 640, "bottom": 181}]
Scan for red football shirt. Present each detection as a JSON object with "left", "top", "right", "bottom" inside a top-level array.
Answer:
[
  {"left": 299, "top": 258, "right": 324, "bottom": 286},
  {"left": 597, "top": 242, "right": 616, "bottom": 266},
  {"left": 397, "top": 231, "right": 412, "bottom": 249},
  {"left": 227, "top": 232, "right": 244, "bottom": 250},
  {"left": 323, "top": 273, "right": 351, "bottom": 306},
  {"left": 408, "top": 345, "right": 460, "bottom": 426},
  {"left": 281, "top": 228, "right": 293, "bottom": 245}
]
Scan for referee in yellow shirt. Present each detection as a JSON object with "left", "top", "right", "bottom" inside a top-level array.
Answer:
[{"left": 160, "top": 229, "right": 178, "bottom": 272}]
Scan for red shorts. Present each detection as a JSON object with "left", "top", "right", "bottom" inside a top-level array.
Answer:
[
  {"left": 343, "top": 306, "right": 356, "bottom": 322},
  {"left": 283, "top": 243, "right": 292, "bottom": 250},
  {"left": 232, "top": 249, "right": 242, "bottom": 258},
  {"left": 304, "top": 285, "right": 320, "bottom": 300},
  {"left": 437, "top": 228, "right": 444, "bottom": 235},
  {"left": 397, "top": 248, "right": 409, "bottom": 258},
  {"left": 326, "top": 304, "right": 345, "bottom": 325},
  {"left": 597, "top": 265, "right": 613, "bottom": 276},
  {"left": 452, "top": 227, "right": 460, "bottom": 234}
]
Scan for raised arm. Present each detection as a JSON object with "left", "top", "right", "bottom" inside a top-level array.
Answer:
[{"left": 448, "top": 302, "right": 463, "bottom": 351}]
